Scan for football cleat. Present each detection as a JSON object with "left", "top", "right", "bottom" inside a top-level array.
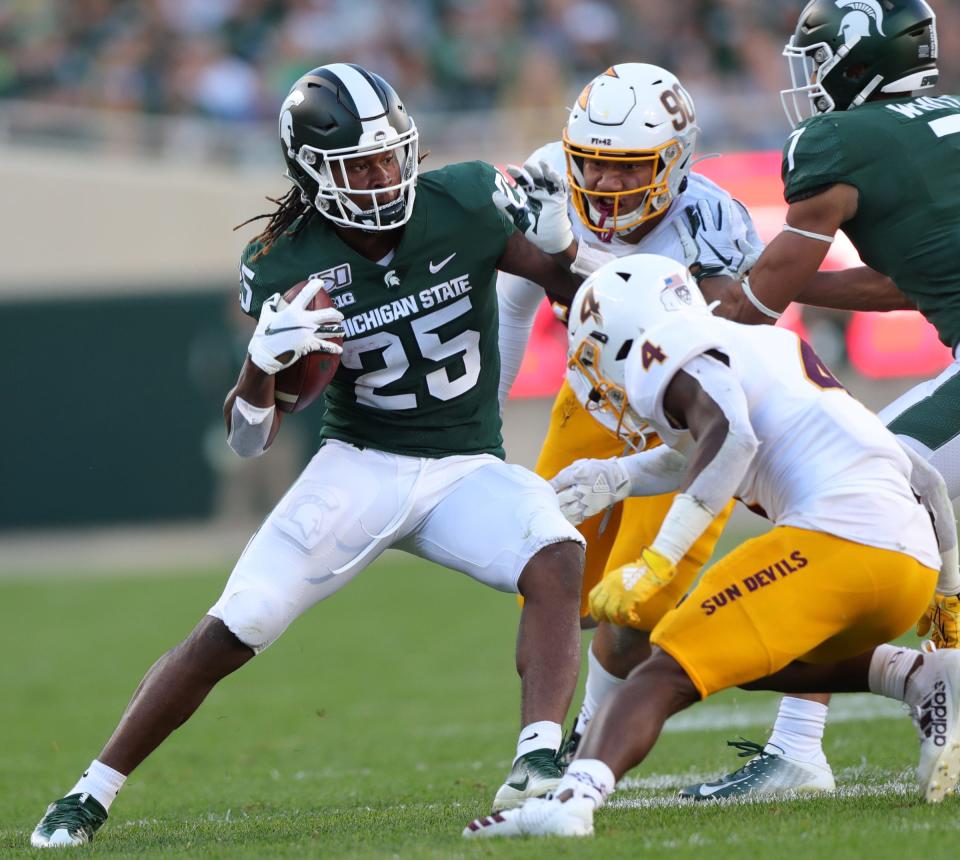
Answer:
[
  {"left": 678, "top": 739, "right": 835, "bottom": 800},
  {"left": 910, "top": 646, "right": 960, "bottom": 802},
  {"left": 464, "top": 793, "right": 595, "bottom": 839},
  {"left": 556, "top": 727, "right": 582, "bottom": 771},
  {"left": 30, "top": 793, "right": 108, "bottom": 848},
  {"left": 492, "top": 748, "right": 563, "bottom": 811}
]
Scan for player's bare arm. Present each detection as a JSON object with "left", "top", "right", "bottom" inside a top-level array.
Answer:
[
  {"left": 703, "top": 183, "right": 857, "bottom": 323},
  {"left": 796, "top": 267, "right": 916, "bottom": 312},
  {"left": 497, "top": 229, "right": 582, "bottom": 305},
  {"left": 661, "top": 368, "right": 731, "bottom": 483}
]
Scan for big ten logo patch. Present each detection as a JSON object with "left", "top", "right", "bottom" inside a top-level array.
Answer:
[{"left": 700, "top": 551, "right": 809, "bottom": 616}]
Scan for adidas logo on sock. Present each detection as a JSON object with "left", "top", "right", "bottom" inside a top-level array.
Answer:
[{"left": 919, "top": 680, "right": 949, "bottom": 747}]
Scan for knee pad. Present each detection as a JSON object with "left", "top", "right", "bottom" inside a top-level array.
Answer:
[{"left": 217, "top": 587, "right": 291, "bottom": 654}]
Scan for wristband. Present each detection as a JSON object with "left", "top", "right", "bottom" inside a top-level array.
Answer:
[{"left": 740, "top": 276, "right": 782, "bottom": 320}]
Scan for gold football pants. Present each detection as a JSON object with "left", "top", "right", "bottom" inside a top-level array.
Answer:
[{"left": 535, "top": 380, "right": 733, "bottom": 627}]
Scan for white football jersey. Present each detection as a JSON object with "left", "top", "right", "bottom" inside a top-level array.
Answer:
[
  {"left": 623, "top": 314, "right": 940, "bottom": 568},
  {"left": 523, "top": 140, "right": 762, "bottom": 406}
]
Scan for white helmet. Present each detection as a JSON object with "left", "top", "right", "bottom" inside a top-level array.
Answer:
[
  {"left": 567, "top": 253, "right": 709, "bottom": 448},
  {"left": 563, "top": 63, "right": 699, "bottom": 239}
]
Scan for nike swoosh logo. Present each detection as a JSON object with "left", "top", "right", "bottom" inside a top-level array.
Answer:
[
  {"left": 506, "top": 776, "right": 529, "bottom": 792},
  {"left": 701, "top": 238, "right": 733, "bottom": 268},
  {"left": 519, "top": 732, "right": 539, "bottom": 743},
  {"left": 264, "top": 324, "right": 312, "bottom": 336},
  {"left": 429, "top": 252, "right": 456, "bottom": 274},
  {"left": 697, "top": 775, "right": 752, "bottom": 797}
]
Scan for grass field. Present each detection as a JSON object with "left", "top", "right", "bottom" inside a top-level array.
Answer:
[{"left": 2, "top": 547, "right": 956, "bottom": 858}]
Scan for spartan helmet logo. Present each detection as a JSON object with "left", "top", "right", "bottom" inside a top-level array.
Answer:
[
  {"left": 383, "top": 269, "right": 401, "bottom": 289},
  {"left": 835, "top": 0, "right": 886, "bottom": 46},
  {"left": 279, "top": 88, "right": 305, "bottom": 155}
]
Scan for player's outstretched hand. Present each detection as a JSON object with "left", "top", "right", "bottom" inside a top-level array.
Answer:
[
  {"left": 674, "top": 198, "right": 760, "bottom": 284},
  {"left": 248, "top": 280, "right": 345, "bottom": 375},
  {"left": 589, "top": 547, "right": 677, "bottom": 627},
  {"left": 917, "top": 592, "right": 960, "bottom": 649},
  {"left": 493, "top": 160, "right": 574, "bottom": 254},
  {"left": 551, "top": 457, "right": 631, "bottom": 526}
]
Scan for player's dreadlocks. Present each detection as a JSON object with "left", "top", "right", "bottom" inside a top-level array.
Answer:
[{"left": 234, "top": 187, "right": 317, "bottom": 260}]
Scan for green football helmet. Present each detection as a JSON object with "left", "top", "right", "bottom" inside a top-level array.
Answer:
[
  {"left": 279, "top": 63, "right": 418, "bottom": 230},
  {"left": 781, "top": 0, "right": 939, "bottom": 127}
]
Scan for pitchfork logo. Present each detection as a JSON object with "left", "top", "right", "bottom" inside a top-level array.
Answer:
[{"left": 835, "top": 0, "right": 885, "bottom": 46}]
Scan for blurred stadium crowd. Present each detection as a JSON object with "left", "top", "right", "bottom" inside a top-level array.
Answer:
[{"left": 5, "top": 0, "right": 959, "bottom": 126}]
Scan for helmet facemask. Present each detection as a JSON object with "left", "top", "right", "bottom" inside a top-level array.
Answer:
[
  {"left": 781, "top": 39, "right": 845, "bottom": 126},
  {"left": 568, "top": 336, "right": 649, "bottom": 451},
  {"left": 563, "top": 130, "right": 694, "bottom": 241},
  {"left": 288, "top": 124, "right": 419, "bottom": 231}
]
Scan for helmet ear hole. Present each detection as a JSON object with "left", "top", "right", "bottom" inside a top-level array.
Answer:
[{"left": 843, "top": 62, "right": 870, "bottom": 81}]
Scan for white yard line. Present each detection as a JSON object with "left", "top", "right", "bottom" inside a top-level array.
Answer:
[{"left": 663, "top": 693, "right": 904, "bottom": 734}]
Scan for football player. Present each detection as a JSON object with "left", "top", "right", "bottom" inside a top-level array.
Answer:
[
  {"left": 30, "top": 63, "right": 592, "bottom": 848},
  {"left": 494, "top": 62, "right": 761, "bottom": 771},
  {"left": 674, "top": 0, "right": 960, "bottom": 799},
  {"left": 463, "top": 253, "right": 960, "bottom": 839}
]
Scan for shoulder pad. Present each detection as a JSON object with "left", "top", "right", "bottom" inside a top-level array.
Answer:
[{"left": 525, "top": 140, "right": 564, "bottom": 173}]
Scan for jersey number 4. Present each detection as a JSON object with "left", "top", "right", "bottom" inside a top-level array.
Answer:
[{"left": 340, "top": 296, "right": 481, "bottom": 410}]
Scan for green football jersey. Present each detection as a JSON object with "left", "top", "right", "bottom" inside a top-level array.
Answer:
[
  {"left": 238, "top": 160, "right": 515, "bottom": 458},
  {"left": 782, "top": 94, "right": 960, "bottom": 349}
]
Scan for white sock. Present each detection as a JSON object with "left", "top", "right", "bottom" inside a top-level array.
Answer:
[
  {"left": 515, "top": 720, "right": 563, "bottom": 762},
  {"left": 869, "top": 644, "right": 924, "bottom": 703},
  {"left": 558, "top": 759, "right": 615, "bottom": 807},
  {"left": 573, "top": 644, "right": 625, "bottom": 736},
  {"left": 766, "top": 696, "right": 829, "bottom": 767},
  {"left": 67, "top": 759, "right": 126, "bottom": 812}
]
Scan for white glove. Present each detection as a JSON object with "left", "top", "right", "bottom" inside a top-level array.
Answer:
[
  {"left": 248, "top": 280, "right": 345, "bottom": 376},
  {"left": 493, "top": 160, "right": 574, "bottom": 254},
  {"left": 550, "top": 457, "right": 631, "bottom": 526},
  {"left": 674, "top": 198, "right": 761, "bottom": 284}
]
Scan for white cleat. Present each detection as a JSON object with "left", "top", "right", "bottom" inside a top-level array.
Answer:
[
  {"left": 912, "top": 646, "right": 960, "bottom": 802},
  {"left": 463, "top": 794, "right": 595, "bottom": 839}
]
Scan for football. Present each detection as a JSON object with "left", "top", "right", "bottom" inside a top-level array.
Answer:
[{"left": 273, "top": 278, "right": 343, "bottom": 414}]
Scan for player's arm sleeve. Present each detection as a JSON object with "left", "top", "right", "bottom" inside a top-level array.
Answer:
[
  {"left": 781, "top": 119, "right": 850, "bottom": 204},
  {"left": 496, "top": 273, "right": 543, "bottom": 411},
  {"left": 618, "top": 445, "right": 688, "bottom": 496},
  {"left": 899, "top": 440, "right": 960, "bottom": 593},
  {"left": 649, "top": 354, "right": 759, "bottom": 563}
]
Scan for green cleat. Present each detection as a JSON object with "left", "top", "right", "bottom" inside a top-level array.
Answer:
[
  {"left": 678, "top": 739, "right": 835, "bottom": 801},
  {"left": 30, "top": 793, "right": 108, "bottom": 848},
  {"left": 492, "top": 749, "right": 563, "bottom": 811}
]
